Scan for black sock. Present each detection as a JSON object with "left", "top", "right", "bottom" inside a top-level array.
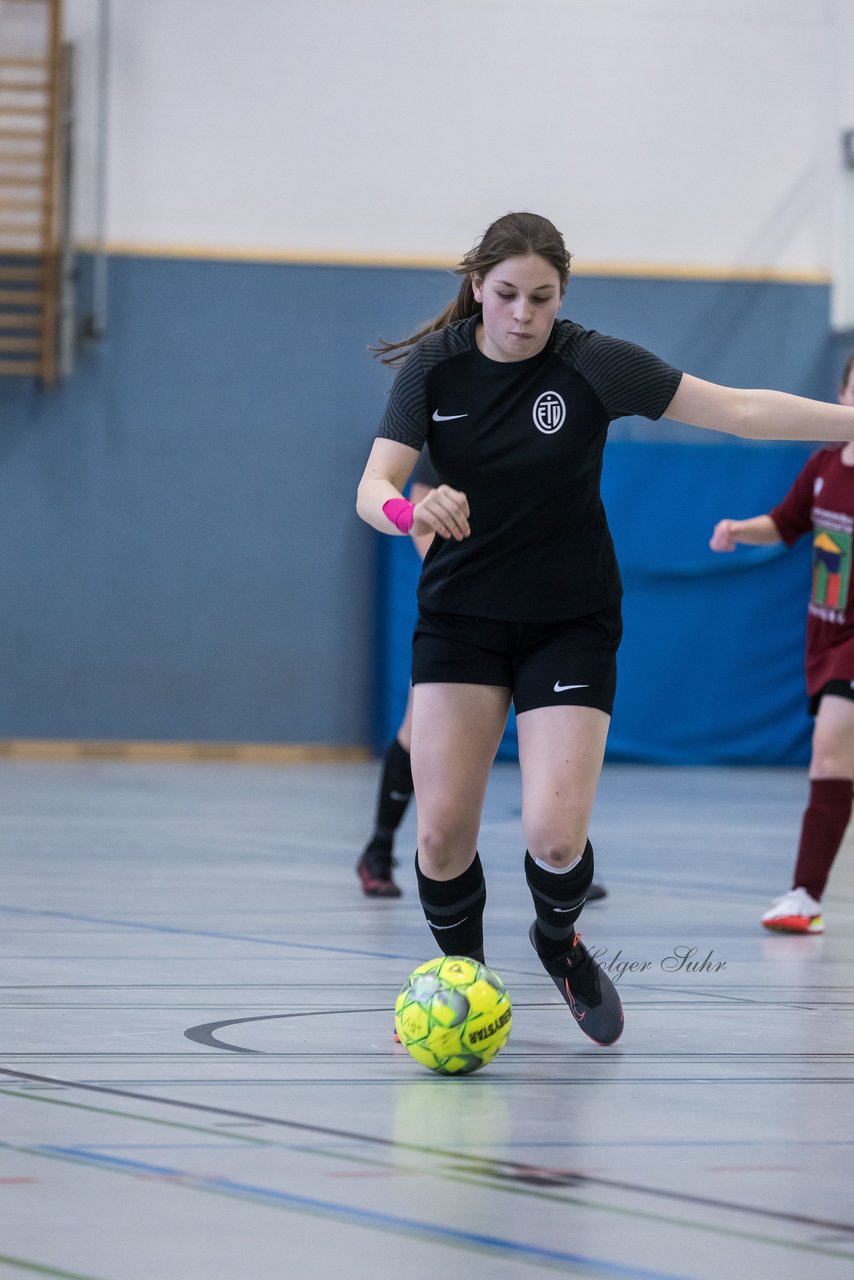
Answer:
[
  {"left": 526, "top": 841, "right": 594, "bottom": 957},
  {"left": 368, "top": 737, "right": 414, "bottom": 847},
  {"left": 415, "top": 851, "right": 486, "bottom": 963}
]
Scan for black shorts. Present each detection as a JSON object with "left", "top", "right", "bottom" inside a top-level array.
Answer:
[
  {"left": 412, "top": 605, "right": 622, "bottom": 716},
  {"left": 808, "top": 679, "right": 854, "bottom": 716}
]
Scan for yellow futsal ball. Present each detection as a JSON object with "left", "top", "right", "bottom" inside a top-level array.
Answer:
[{"left": 394, "top": 956, "right": 512, "bottom": 1075}]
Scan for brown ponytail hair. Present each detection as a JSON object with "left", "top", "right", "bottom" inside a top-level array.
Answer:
[
  {"left": 372, "top": 212, "right": 572, "bottom": 366},
  {"left": 841, "top": 351, "right": 854, "bottom": 392}
]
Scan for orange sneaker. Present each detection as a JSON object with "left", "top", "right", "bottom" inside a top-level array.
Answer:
[{"left": 761, "top": 887, "right": 824, "bottom": 934}]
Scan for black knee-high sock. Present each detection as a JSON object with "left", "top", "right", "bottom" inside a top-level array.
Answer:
[
  {"left": 415, "top": 851, "right": 486, "bottom": 963},
  {"left": 369, "top": 737, "right": 414, "bottom": 845},
  {"left": 526, "top": 841, "right": 594, "bottom": 957}
]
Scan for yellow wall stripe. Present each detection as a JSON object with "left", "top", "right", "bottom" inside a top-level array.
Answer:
[{"left": 73, "top": 239, "right": 832, "bottom": 286}]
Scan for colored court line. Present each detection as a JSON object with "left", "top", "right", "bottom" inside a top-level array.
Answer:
[
  {"left": 9, "top": 1076, "right": 851, "bottom": 1158},
  {"left": 442, "top": 1164, "right": 854, "bottom": 1264},
  {"left": 4, "top": 1092, "right": 853, "bottom": 1263},
  {"left": 0, "top": 1256, "right": 105, "bottom": 1280},
  {"left": 2, "top": 1068, "right": 853, "bottom": 1241},
  {"left": 29, "top": 1144, "right": 696, "bottom": 1280},
  {"left": 7, "top": 1128, "right": 853, "bottom": 1271},
  {"left": 169, "top": 1117, "right": 854, "bottom": 1263},
  {"left": 0, "top": 1087, "right": 268, "bottom": 1146}
]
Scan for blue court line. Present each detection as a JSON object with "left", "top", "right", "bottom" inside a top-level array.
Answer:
[
  {"left": 56, "top": 1142, "right": 245, "bottom": 1152},
  {"left": 0, "top": 904, "right": 412, "bottom": 961},
  {"left": 36, "top": 1144, "right": 693, "bottom": 1280}
]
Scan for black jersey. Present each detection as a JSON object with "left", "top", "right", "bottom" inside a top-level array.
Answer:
[{"left": 378, "top": 315, "right": 682, "bottom": 623}]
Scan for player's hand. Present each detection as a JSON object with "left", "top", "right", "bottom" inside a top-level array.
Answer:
[
  {"left": 709, "top": 519, "right": 737, "bottom": 552},
  {"left": 412, "top": 485, "right": 470, "bottom": 541}
]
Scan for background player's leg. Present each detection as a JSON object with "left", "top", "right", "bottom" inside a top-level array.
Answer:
[
  {"left": 356, "top": 687, "right": 415, "bottom": 897},
  {"left": 763, "top": 693, "right": 854, "bottom": 933}
]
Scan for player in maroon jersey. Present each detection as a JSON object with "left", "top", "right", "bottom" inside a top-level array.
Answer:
[{"left": 711, "top": 352, "right": 854, "bottom": 933}]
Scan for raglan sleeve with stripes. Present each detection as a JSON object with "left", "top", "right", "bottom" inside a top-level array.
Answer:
[
  {"left": 573, "top": 329, "right": 683, "bottom": 421},
  {"left": 377, "top": 346, "right": 430, "bottom": 450}
]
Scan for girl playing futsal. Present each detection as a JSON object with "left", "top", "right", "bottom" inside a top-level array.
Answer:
[
  {"left": 357, "top": 446, "right": 609, "bottom": 903},
  {"left": 710, "top": 351, "right": 854, "bottom": 936},
  {"left": 357, "top": 212, "right": 854, "bottom": 1045}
]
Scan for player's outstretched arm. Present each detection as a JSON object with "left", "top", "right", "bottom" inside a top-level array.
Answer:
[
  {"left": 665, "top": 374, "right": 854, "bottom": 442},
  {"left": 710, "top": 515, "right": 781, "bottom": 552}
]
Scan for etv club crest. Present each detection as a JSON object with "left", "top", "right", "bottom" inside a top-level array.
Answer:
[{"left": 533, "top": 391, "right": 566, "bottom": 434}]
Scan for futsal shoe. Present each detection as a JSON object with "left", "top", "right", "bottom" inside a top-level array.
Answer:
[
  {"left": 586, "top": 881, "right": 608, "bottom": 901},
  {"left": 761, "top": 887, "right": 824, "bottom": 934},
  {"left": 356, "top": 840, "right": 402, "bottom": 898},
  {"left": 529, "top": 924, "right": 623, "bottom": 1046}
]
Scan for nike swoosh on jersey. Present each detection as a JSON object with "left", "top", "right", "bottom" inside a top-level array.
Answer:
[
  {"left": 432, "top": 410, "right": 468, "bottom": 421},
  {"left": 553, "top": 682, "right": 590, "bottom": 693}
]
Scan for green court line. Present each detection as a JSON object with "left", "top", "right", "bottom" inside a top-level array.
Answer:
[
  {"left": 0, "top": 1144, "right": 676, "bottom": 1280},
  {"left": 276, "top": 1132, "right": 854, "bottom": 1264},
  {"left": 448, "top": 1167, "right": 854, "bottom": 1265},
  {"left": 0, "top": 1255, "right": 105, "bottom": 1280},
  {"left": 8, "top": 1136, "right": 853, "bottom": 1268},
  {"left": 6, "top": 1064, "right": 854, "bottom": 1254},
  {"left": 0, "top": 1088, "right": 269, "bottom": 1147},
  {"left": 5, "top": 1069, "right": 853, "bottom": 1260}
]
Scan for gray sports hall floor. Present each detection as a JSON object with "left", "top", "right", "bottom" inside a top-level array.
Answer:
[{"left": 2, "top": 757, "right": 852, "bottom": 1280}]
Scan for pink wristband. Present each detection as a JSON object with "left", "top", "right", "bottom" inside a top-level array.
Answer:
[{"left": 382, "top": 497, "right": 415, "bottom": 533}]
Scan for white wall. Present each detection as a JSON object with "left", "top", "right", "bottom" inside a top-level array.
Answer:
[{"left": 61, "top": 0, "right": 854, "bottom": 274}]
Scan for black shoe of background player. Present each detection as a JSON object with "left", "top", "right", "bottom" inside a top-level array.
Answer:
[{"left": 356, "top": 839, "right": 402, "bottom": 898}]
